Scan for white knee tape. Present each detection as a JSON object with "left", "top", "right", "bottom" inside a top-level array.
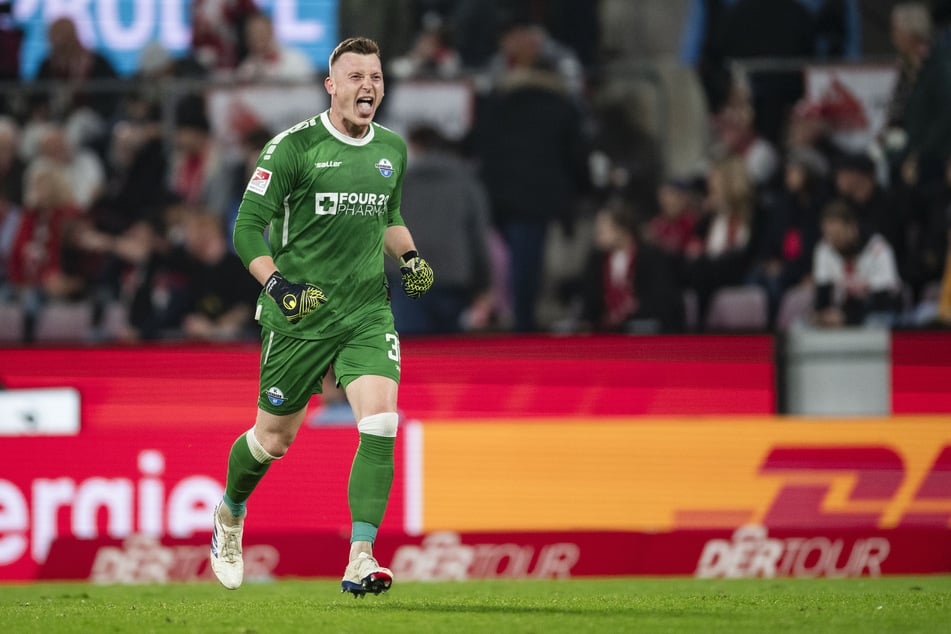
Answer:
[
  {"left": 357, "top": 412, "right": 399, "bottom": 438},
  {"left": 246, "top": 427, "right": 280, "bottom": 463}
]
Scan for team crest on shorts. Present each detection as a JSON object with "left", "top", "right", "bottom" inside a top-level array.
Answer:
[
  {"left": 375, "top": 158, "right": 394, "bottom": 177},
  {"left": 266, "top": 386, "right": 286, "bottom": 406}
]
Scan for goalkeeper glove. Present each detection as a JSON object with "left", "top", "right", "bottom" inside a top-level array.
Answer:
[
  {"left": 399, "top": 250, "right": 434, "bottom": 298},
  {"left": 264, "top": 272, "right": 327, "bottom": 324}
]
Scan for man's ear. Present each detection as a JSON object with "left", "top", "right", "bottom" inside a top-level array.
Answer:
[{"left": 324, "top": 75, "right": 334, "bottom": 96}]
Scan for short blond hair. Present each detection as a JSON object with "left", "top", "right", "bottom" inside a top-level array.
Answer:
[{"left": 328, "top": 37, "right": 381, "bottom": 73}]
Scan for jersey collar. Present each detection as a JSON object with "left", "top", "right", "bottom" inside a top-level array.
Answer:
[{"left": 320, "top": 110, "right": 375, "bottom": 146}]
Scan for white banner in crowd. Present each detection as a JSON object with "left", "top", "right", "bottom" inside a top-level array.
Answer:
[
  {"left": 804, "top": 64, "right": 899, "bottom": 154},
  {"left": 379, "top": 80, "right": 475, "bottom": 142}
]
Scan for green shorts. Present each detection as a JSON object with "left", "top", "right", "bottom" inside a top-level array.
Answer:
[{"left": 257, "top": 308, "right": 401, "bottom": 414}]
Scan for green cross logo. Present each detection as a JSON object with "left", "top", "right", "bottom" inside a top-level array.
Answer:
[{"left": 315, "top": 192, "right": 338, "bottom": 215}]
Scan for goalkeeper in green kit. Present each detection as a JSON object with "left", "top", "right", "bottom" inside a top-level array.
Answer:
[{"left": 209, "top": 36, "right": 433, "bottom": 596}]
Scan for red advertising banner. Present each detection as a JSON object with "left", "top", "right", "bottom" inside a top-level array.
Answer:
[
  {"left": 5, "top": 417, "right": 951, "bottom": 581},
  {"left": 892, "top": 332, "right": 951, "bottom": 413},
  {"left": 0, "top": 335, "right": 777, "bottom": 422},
  {"left": 40, "top": 525, "right": 951, "bottom": 582},
  {"left": 3, "top": 335, "right": 951, "bottom": 583},
  {"left": 0, "top": 426, "right": 404, "bottom": 581}
]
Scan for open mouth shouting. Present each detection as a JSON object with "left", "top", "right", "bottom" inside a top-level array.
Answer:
[{"left": 356, "top": 95, "right": 375, "bottom": 118}]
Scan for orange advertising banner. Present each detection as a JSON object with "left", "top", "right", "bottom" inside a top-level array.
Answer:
[{"left": 417, "top": 417, "right": 951, "bottom": 533}]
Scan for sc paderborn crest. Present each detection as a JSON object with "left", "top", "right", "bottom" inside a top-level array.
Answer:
[{"left": 375, "top": 158, "right": 394, "bottom": 178}]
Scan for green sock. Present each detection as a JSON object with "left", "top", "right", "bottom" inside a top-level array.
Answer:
[
  {"left": 348, "top": 432, "right": 395, "bottom": 539},
  {"left": 224, "top": 431, "right": 272, "bottom": 516}
]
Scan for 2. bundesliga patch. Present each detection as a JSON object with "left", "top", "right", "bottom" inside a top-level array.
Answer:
[{"left": 247, "top": 167, "right": 273, "bottom": 195}]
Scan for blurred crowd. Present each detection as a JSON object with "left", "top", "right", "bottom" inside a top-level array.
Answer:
[{"left": 1, "top": 0, "right": 951, "bottom": 343}]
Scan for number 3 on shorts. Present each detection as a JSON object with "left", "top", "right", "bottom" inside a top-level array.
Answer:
[{"left": 386, "top": 333, "right": 401, "bottom": 369}]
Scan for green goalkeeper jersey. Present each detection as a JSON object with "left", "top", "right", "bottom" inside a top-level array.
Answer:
[{"left": 233, "top": 110, "right": 407, "bottom": 339}]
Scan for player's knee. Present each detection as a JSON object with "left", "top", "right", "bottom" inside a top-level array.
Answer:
[
  {"left": 247, "top": 427, "right": 286, "bottom": 461},
  {"left": 357, "top": 412, "right": 398, "bottom": 437}
]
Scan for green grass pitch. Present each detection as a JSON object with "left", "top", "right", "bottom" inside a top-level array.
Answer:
[{"left": 2, "top": 576, "right": 950, "bottom": 633}]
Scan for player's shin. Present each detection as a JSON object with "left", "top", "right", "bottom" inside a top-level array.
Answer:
[
  {"left": 347, "top": 413, "right": 398, "bottom": 541},
  {"left": 224, "top": 428, "right": 278, "bottom": 516}
]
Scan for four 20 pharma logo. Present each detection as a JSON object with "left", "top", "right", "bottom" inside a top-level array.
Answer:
[{"left": 315, "top": 192, "right": 390, "bottom": 216}]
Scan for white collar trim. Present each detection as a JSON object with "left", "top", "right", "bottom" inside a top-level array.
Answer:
[{"left": 320, "top": 110, "right": 375, "bottom": 146}]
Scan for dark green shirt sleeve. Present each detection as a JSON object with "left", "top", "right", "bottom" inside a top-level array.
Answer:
[{"left": 232, "top": 198, "right": 273, "bottom": 269}]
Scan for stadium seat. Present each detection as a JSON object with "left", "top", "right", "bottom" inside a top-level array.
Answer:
[
  {"left": 682, "top": 289, "right": 699, "bottom": 332},
  {"left": 0, "top": 303, "right": 25, "bottom": 342},
  {"left": 704, "top": 286, "right": 769, "bottom": 331},
  {"left": 776, "top": 284, "right": 815, "bottom": 331},
  {"left": 99, "top": 301, "right": 129, "bottom": 341},
  {"left": 34, "top": 301, "right": 94, "bottom": 342}
]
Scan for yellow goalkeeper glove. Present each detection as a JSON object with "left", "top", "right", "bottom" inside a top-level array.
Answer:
[
  {"left": 399, "top": 250, "right": 434, "bottom": 298},
  {"left": 264, "top": 272, "right": 328, "bottom": 324}
]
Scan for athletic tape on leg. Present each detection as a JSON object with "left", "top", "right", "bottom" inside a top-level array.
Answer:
[
  {"left": 357, "top": 412, "right": 398, "bottom": 438},
  {"left": 246, "top": 428, "right": 280, "bottom": 463}
]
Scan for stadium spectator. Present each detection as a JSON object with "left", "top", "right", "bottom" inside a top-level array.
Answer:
[
  {"left": 33, "top": 16, "right": 120, "bottom": 125},
  {"left": 91, "top": 100, "right": 171, "bottom": 235},
  {"left": 388, "top": 125, "right": 495, "bottom": 334},
  {"left": 833, "top": 152, "right": 907, "bottom": 272},
  {"left": 882, "top": 2, "right": 932, "bottom": 171},
  {"left": 7, "top": 162, "right": 88, "bottom": 339},
  {"left": 119, "top": 206, "right": 191, "bottom": 341},
  {"left": 813, "top": 199, "right": 902, "bottom": 327},
  {"left": 710, "top": 77, "right": 781, "bottom": 186},
  {"left": 0, "top": 117, "right": 23, "bottom": 297},
  {"left": 168, "top": 94, "right": 234, "bottom": 216},
  {"left": 437, "top": 0, "right": 504, "bottom": 68},
  {"left": 132, "top": 42, "right": 209, "bottom": 108},
  {"left": 484, "top": 15, "right": 586, "bottom": 101},
  {"left": 235, "top": 13, "right": 315, "bottom": 83},
  {"left": 896, "top": 0, "right": 951, "bottom": 189},
  {"left": 785, "top": 98, "right": 846, "bottom": 173},
  {"left": 474, "top": 35, "right": 590, "bottom": 331},
  {"left": 388, "top": 13, "right": 462, "bottom": 81},
  {"left": 190, "top": 0, "right": 260, "bottom": 72},
  {"left": 749, "top": 148, "right": 830, "bottom": 324},
  {"left": 684, "top": 156, "right": 760, "bottom": 326},
  {"left": 572, "top": 197, "right": 685, "bottom": 333},
  {"left": 586, "top": 99, "right": 664, "bottom": 217},
  {"left": 23, "top": 122, "right": 105, "bottom": 210},
  {"left": 902, "top": 153, "right": 951, "bottom": 303},
  {"left": 646, "top": 177, "right": 702, "bottom": 258},
  {"left": 179, "top": 210, "right": 259, "bottom": 341},
  {"left": 0, "top": 116, "right": 24, "bottom": 209}
]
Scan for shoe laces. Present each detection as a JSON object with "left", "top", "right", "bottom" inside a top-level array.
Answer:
[
  {"left": 218, "top": 524, "right": 242, "bottom": 564},
  {"left": 216, "top": 509, "right": 243, "bottom": 564}
]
